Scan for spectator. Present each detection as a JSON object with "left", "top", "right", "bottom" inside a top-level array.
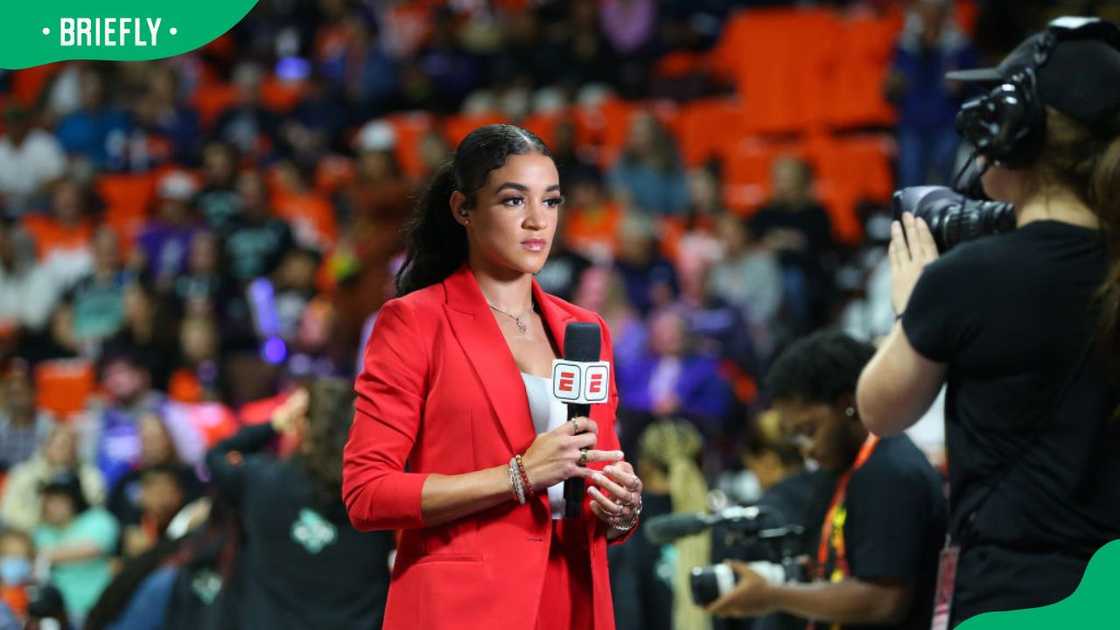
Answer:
[
  {"left": 614, "top": 214, "right": 679, "bottom": 316},
  {"left": 886, "top": 0, "right": 978, "bottom": 187},
  {"left": 129, "top": 66, "right": 202, "bottom": 170},
  {"left": 749, "top": 157, "right": 837, "bottom": 330},
  {"left": 116, "top": 466, "right": 186, "bottom": 560},
  {"left": 271, "top": 161, "right": 336, "bottom": 250},
  {"left": 21, "top": 179, "right": 98, "bottom": 286},
  {"left": 610, "top": 112, "right": 690, "bottom": 216},
  {"left": 194, "top": 141, "right": 241, "bottom": 232},
  {"left": 600, "top": 0, "right": 657, "bottom": 97},
  {"left": 78, "top": 348, "right": 164, "bottom": 488},
  {"left": 0, "top": 528, "right": 36, "bottom": 622},
  {"left": 611, "top": 420, "right": 709, "bottom": 630},
  {"left": 334, "top": 19, "right": 400, "bottom": 116},
  {"left": 413, "top": 8, "right": 480, "bottom": 113},
  {"left": 54, "top": 68, "right": 132, "bottom": 171},
  {"left": 563, "top": 167, "right": 622, "bottom": 261},
  {"left": 106, "top": 411, "right": 200, "bottom": 541},
  {"left": 168, "top": 315, "right": 222, "bottom": 403},
  {"left": 0, "top": 220, "right": 66, "bottom": 334},
  {"left": 0, "top": 362, "right": 55, "bottom": 472},
  {"left": 136, "top": 171, "right": 200, "bottom": 291},
  {"left": 172, "top": 231, "right": 227, "bottom": 315},
  {"left": 0, "top": 105, "right": 66, "bottom": 215},
  {"left": 0, "top": 425, "right": 105, "bottom": 533},
  {"left": 214, "top": 63, "right": 280, "bottom": 160},
  {"left": 33, "top": 471, "right": 119, "bottom": 623},
  {"left": 66, "top": 227, "right": 133, "bottom": 345},
  {"left": 707, "top": 214, "right": 784, "bottom": 355},
  {"left": 205, "top": 379, "right": 393, "bottom": 629},
  {"left": 616, "top": 308, "right": 734, "bottom": 433},
  {"left": 221, "top": 170, "right": 295, "bottom": 285}
]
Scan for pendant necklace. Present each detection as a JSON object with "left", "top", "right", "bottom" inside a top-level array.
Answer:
[{"left": 487, "top": 300, "right": 533, "bottom": 335}]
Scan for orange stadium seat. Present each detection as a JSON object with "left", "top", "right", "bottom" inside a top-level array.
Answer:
[
  {"left": 384, "top": 111, "right": 435, "bottom": 179},
  {"left": 443, "top": 112, "right": 508, "bottom": 148},
  {"left": 712, "top": 8, "right": 841, "bottom": 134},
  {"left": 521, "top": 111, "right": 565, "bottom": 150},
  {"left": 10, "top": 64, "right": 62, "bottom": 107},
  {"left": 35, "top": 359, "right": 96, "bottom": 420},
  {"left": 827, "top": 14, "right": 903, "bottom": 129},
  {"left": 97, "top": 172, "right": 156, "bottom": 244},
  {"left": 260, "top": 76, "right": 307, "bottom": 114},
  {"left": 192, "top": 82, "right": 238, "bottom": 130},
  {"left": 675, "top": 98, "right": 749, "bottom": 167}
]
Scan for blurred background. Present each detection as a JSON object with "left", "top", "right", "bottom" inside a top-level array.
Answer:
[{"left": 0, "top": 0, "right": 1113, "bottom": 628}]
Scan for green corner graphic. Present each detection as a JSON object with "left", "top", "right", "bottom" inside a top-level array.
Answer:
[
  {"left": 958, "top": 540, "right": 1120, "bottom": 629},
  {"left": 0, "top": 0, "right": 259, "bottom": 69}
]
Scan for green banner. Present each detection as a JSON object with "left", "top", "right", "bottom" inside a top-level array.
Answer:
[{"left": 0, "top": 0, "right": 259, "bottom": 69}]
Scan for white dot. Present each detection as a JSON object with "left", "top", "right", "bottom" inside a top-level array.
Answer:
[
  {"left": 169, "top": 27, "right": 178, "bottom": 36},
  {"left": 42, "top": 27, "right": 50, "bottom": 35}
]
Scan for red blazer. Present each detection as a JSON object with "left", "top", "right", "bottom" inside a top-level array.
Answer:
[{"left": 343, "top": 264, "right": 633, "bottom": 630}]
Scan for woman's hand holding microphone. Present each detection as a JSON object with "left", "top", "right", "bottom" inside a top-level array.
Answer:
[{"left": 520, "top": 416, "right": 643, "bottom": 535}]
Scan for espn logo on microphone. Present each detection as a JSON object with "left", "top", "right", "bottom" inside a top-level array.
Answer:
[{"left": 551, "top": 360, "right": 611, "bottom": 404}]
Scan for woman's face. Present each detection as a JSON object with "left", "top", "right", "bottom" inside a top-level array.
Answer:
[
  {"left": 41, "top": 494, "right": 76, "bottom": 527},
  {"left": 43, "top": 428, "right": 77, "bottom": 468},
  {"left": 139, "top": 413, "right": 174, "bottom": 465},
  {"left": 456, "top": 153, "right": 562, "bottom": 277}
]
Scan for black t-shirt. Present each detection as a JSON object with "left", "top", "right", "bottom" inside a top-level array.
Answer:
[
  {"left": 819, "top": 435, "right": 947, "bottom": 630},
  {"left": 206, "top": 424, "right": 393, "bottom": 630},
  {"left": 902, "top": 221, "right": 1120, "bottom": 624}
]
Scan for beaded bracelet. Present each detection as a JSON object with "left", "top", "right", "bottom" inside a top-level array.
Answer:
[
  {"left": 514, "top": 454, "right": 535, "bottom": 497},
  {"left": 508, "top": 457, "right": 526, "bottom": 504}
]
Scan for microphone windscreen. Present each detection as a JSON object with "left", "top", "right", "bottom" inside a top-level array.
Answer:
[
  {"left": 563, "top": 322, "right": 601, "bottom": 362},
  {"left": 644, "top": 512, "right": 711, "bottom": 545}
]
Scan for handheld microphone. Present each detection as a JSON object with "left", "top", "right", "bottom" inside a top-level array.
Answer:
[
  {"left": 644, "top": 506, "right": 780, "bottom": 545},
  {"left": 553, "top": 322, "right": 609, "bottom": 519}
]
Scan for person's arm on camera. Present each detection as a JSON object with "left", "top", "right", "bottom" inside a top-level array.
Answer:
[
  {"left": 707, "top": 561, "right": 912, "bottom": 624},
  {"left": 857, "top": 213, "right": 946, "bottom": 435}
]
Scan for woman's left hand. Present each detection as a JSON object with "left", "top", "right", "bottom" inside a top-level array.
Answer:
[
  {"left": 890, "top": 212, "right": 940, "bottom": 316},
  {"left": 588, "top": 461, "right": 643, "bottom": 537}
]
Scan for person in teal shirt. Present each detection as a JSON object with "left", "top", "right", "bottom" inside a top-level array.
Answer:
[{"left": 32, "top": 471, "right": 119, "bottom": 623}]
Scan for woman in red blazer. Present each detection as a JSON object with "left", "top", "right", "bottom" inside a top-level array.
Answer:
[{"left": 343, "top": 124, "right": 644, "bottom": 630}]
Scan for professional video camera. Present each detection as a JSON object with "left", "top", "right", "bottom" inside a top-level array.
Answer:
[
  {"left": 644, "top": 506, "right": 809, "bottom": 606},
  {"left": 891, "top": 186, "right": 1016, "bottom": 253}
]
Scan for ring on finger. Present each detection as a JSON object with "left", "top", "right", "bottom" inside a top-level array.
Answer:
[
  {"left": 571, "top": 418, "right": 581, "bottom": 434},
  {"left": 577, "top": 448, "right": 589, "bottom": 467}
]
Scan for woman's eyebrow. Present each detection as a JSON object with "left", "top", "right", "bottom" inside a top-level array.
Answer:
[{"left": 495, "top": 182, "right": 561, "bottom": 193}]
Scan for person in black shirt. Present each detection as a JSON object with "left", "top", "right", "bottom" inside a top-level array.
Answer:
[
  {"left": 858, "top": 18, "right": 1120, "bottom": 627},
  {"left": 205, "top": 378, "right": 393, "bottom": 629},
  {"left": 710, "top": 332, "right": 946, "bottom": 630}
]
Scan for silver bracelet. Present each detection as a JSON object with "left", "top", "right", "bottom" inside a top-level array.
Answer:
[{"left": 509, "top": 457, "right": 526, "bottom": 505}]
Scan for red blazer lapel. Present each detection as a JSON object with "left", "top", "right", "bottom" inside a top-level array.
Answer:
[
  {"left": 442, "top": 265, "right": 536, "bottom": 453},
  {"left": 531, "top": 276, "right": 576, "bottom": 354}
]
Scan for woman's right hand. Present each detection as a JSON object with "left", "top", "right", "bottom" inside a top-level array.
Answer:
[{"left": 520, "top": 417, "right": 623, "bottom": 492}]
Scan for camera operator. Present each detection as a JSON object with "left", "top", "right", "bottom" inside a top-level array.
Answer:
[
  {"left": 708, "top": 332, "right": 946, "bottom": 630},
  {"left": 857, "top": 17, "right": 1120, "bottom": 627}
]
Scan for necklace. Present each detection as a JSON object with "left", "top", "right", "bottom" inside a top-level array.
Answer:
[{"left": 487, "top": 300, "right": 533, "bottom": 335}]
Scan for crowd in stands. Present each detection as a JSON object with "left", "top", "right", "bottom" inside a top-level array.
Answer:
[{"left": 0, "top": 0, "right": 1068, "bottom": 627}]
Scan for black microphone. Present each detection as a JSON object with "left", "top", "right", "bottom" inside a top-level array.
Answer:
[
  {"left": 560, "top": 322, "right": 602, "bottom": 519},
  {"left": 644, "top": 506, "right": 777, "bottom": 545}
]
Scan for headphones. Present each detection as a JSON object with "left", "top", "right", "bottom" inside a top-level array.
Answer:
[{"left": 956, "top": 18, "right": 1120, "bottom": 168}]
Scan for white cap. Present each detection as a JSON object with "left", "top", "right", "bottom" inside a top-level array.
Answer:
[
  {"left": 158, "top": 171, "right": 197, "bottom": 201},
  {"left": 355, "top": 120, "right": 397, "bottom": 153}
]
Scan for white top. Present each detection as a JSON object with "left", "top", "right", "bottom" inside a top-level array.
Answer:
[{"left": 521, "top": 372, "right": 569, "bottom": 519}]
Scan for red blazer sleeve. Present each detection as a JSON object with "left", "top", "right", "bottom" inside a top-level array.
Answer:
[{"left": 343, "top": 298, "right": 432, "bottom": 531}]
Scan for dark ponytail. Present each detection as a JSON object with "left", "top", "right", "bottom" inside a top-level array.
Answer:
[{"left": 395, "top": 124, "right": 550, "bottom": 296}]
